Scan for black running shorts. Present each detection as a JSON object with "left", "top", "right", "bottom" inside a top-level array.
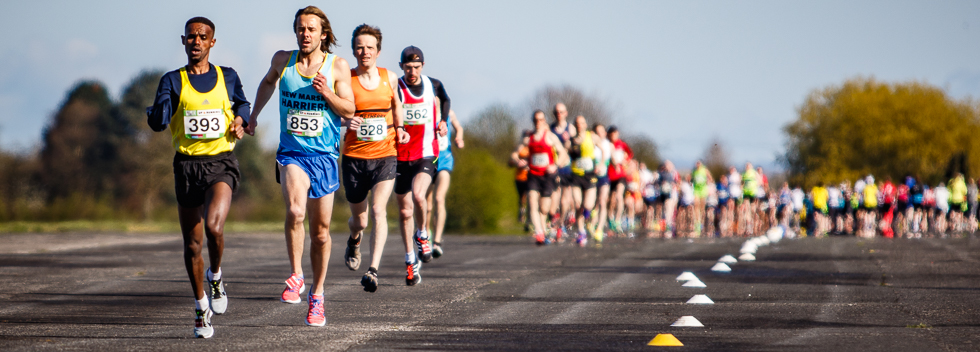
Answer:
[
  {"left": 515, "top": 180, "right": 529, "bottom": 196},
  {"left": 395, "top": 157, "right": 436, "bottom": 195},
  {"left": 527, "top": 173, "right": 556, "bottom": 197},
  {"left": 173, "top": 151, "right": 240, "bottom": 208},
  {"left": 342, "top": 155, "right": 396, "bottom": 203},
  {"left": 569, "top": 173, "right": 597, "bottom": 190}
]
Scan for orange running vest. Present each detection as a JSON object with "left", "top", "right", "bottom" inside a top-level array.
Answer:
[{"left": 343, "top": 68, "right": 396, "bottom": 159}]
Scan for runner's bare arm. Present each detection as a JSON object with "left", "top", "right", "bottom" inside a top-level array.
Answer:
[
  {"left": 435, "top": 96, "right": 447, "bottom": 137},
  {"left": 510, "top": 137, "right": 529, "bottom": 168},
  {"left": 246, "top": 51, "right": 290, "bottom": 136},
  {"left": 391, "top": 72, "right": 409, "bottom": 144},
  {"left": 449, "top": 110, "right": 464, "bottom": 148},
  {"left": 550, "top": 132, "right": 570, "bottom": 168},
  {"left": 317, "top": 57, "right": 354, "bottom": 119}
]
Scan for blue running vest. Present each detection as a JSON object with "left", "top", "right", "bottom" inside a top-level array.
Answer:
[{"left": 278, "top": 51, "right": 341, "bottom": 157}]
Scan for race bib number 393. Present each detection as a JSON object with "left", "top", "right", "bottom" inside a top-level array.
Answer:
[
  {"left": 287, "top": 109, "right": 324, "bottom": 137},
  {"left": 403, "top": 103, "right": 431, "bottom": 125},
  {"left": 184, "top": 109, "right": 226, "bottom": 139},
  {"left": 357, "top": 117, "right": 387, "bottom": 142}
]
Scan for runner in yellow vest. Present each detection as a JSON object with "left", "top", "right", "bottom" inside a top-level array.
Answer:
[{"left": 146, "top": 17, "right": 249, "bottom": 338}]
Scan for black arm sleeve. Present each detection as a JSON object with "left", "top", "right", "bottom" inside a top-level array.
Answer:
[
  {"left": 430, "top": 78, "right": 451, "bottom": 123},
  {"left": 221, "top": 67, "right": 252, "bottom": 127},
  {"left": 146, "top": 71, "right": 180, "bottom": 132}
]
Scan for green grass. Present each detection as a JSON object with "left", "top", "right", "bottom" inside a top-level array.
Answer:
[
  {"left": 0, "top": 220, "right": 525, "bottom": 235},
  {"left": 0, "top": 221, "right": 283, "bottom": 234}
]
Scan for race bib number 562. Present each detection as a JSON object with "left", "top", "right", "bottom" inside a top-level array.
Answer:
[
  {"left": 403, "top": 103, "right": 431, "bottom": 125},
  {"left": 357, "top": 117, "right": 387, "bottom": 142},
  {"left": 184, "top": 109, "right": 226, "bottom": 139}
]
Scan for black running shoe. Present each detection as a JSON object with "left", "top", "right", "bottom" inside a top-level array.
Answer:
[
  {"left": 432, "top": 242, "right": 443, "bottom": 259},
  {"left": 405, "top": 258, "right": 421, "bottom": 286},
  {"left": 345, "top": 235, "right": 361, "bottom": 271},
  {"left": 361, "top": 268, "right": 378, "bottom": 293}
]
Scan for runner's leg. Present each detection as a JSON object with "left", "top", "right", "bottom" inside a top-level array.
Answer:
[
  {"left": 307, "top": 195, "right": 334, "bottom": 295},
  {"left": 595, "top": 184, "right": 610, "bottom": 234},
  {"left": 367, "top": 179, "right": 395, "bottom": 270},
  {"left": 281, "top": 164, "right": 311, "bottom": 277},
  {"left": 178, "top": 205, "right": 207, "bottom": 301},
  {"left": 433, "top": 171, "right": 451, "bottom": 245},
  {"left": 203, "top": 182, "right": 233, "bottom": 280}
]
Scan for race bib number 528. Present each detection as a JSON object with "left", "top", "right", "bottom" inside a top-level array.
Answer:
[
  {"left": 184, "top": 109, "right": 226, "bottom": 139},
  {"left": 357, "top": 117, "right": 387, "bottom": 142}
]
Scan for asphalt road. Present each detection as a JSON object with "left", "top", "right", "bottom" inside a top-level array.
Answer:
[{"left": 1, "top": 231, "right": 979, "bottom": 351}]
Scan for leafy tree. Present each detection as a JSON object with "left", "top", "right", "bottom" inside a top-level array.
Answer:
[
  {"left": 113, "top": 70, "right": 173, "bottom": 219},
  {"left": 622, "top": 132, "right": 661, "bottom": 170},
  {"left": 782, "top": 77, "right": 980, "bottom": 187},
  {"left": 702, "top": 136, "right": 730, "bottom": 180},
  {"left": 527, "top": 84, "right": 616, "bottom": 128},
  {"left": 444, "top": 147, "right": 518, "bottom": 233},
  {"left": 465, "top": 103, "right": 520, "bottom": 165},
  {"left": 231, "top": 131, "right": 282, "bottom": 221},
  {"left": 40, "top": 81, "right": 122, "bottom": 202}
]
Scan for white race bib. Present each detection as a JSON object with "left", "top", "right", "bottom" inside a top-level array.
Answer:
[
  {"left": 286, "top": 109, "right": 324, "bottom": 137},
  {"left": 644, "top": 184, "right": 657, "bottom": 198},
  {"left": 438, "top": 133, "right": 450, "bottom": 151},
  {"left": 356, "top": 117, "right": 387, "bottom": 142},
  {"left": 184, "top": 109, "right": 226, "bottom": 139},
  {"left": 612, "top": 150, "right": 625, "bottom": 164},
  {"left": 575, "top": 157, "right": 594, "bottom": 172},
  {"left": 531, "top": 153, "right": 550, "bottom": 168},
  {"left": 402, "top": 103, "right": 431, "bottom": 125},
  {"left": 357, "top": 117, "right": 388, "bottom": 142}
]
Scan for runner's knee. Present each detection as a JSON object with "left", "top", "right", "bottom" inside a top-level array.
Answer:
[
  {"left": 286, "top": 204, "right": 306, "bottom": 224},
  {"left": 310, "top": 229, "right": 331, "bottom": 247}
]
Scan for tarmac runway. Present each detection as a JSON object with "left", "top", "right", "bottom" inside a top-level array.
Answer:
[{"left": 1, "top": 231, "right": 979, "bottom": 351}]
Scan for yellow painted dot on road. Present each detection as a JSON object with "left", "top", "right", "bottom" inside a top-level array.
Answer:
[{"left": 648, "top": 333, "right": 683, "bottom": 346}]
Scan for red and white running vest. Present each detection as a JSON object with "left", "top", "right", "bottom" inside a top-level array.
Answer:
[{"left": 396, "top": 75, "right": 439, "bottom": 161}]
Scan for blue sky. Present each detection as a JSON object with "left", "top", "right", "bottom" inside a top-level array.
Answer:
[{"left": 1, "top": 0, "right": 978, "bottom": 170}]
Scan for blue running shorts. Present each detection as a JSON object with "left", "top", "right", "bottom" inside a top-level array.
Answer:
[
  {"left": 436, "top": 150, "right": 454, "bottom": 173},
  {"left": 276, "top": 151, "right": 340, "bottom": 199}
]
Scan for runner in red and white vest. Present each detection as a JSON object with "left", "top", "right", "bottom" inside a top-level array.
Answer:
[
  {"left": 394, "top": 46, "right": 451, "bottom": 265},
  {"left": 511, "top": 110, "right": 569, "bottom": 245}
]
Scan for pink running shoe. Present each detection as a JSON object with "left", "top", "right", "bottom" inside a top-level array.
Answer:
[
  {"left": 306, "top": 293, "right": 326, "bottom": 326},
  {"left": 281, "top": 274, "right": 305, "bottom": 304}
]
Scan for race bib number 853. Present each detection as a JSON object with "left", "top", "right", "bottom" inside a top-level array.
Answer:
[
  {"left": 357, "top": 117, "right": 387, "bottom": 142},
  {"left": 287, "top": 109, "right": 323, "bottom": 137},
  {"left": 184, "top": 109, "right": 226, "bottom": 139}
]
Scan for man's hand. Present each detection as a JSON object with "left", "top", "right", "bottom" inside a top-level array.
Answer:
[
  {"left": 546, "top": 164, "right": 558, "bottom": 174},
  {"left": 438, "top": 120, "right": 448, "bottom": 137},
  {"left": 231, "top": 116, "right": 246, "bottom": 139},
  {"left": 347, "top": 116, "right": 363, "bottom": 131},
  {"left": 455, "top": 136, "right": 465, "bottom": 149},
  {"left": 312, "top": 72, "right": 330, "bottom": 97},
  {"left": 397, "top": 128, "right": 410, "bottom": 144},
  {"left": 516, "top": 159, "right": 528, "bottom": 169},
  {"left": 244, "top": 117, "right": 256, "bottom": 136}
]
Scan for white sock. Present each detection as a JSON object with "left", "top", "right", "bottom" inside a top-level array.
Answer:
[
  {"left": 196, "top": 297, "right": 209, "bottom": 311},
  {"left": 207, "top": 267, "right": 221, "bottom": 281},
  {"left": 417, "top": 229, "right": 429, "bottom": 240},
  {"left": 405, "top": 252, "right": 416, "bottom": 264}
]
